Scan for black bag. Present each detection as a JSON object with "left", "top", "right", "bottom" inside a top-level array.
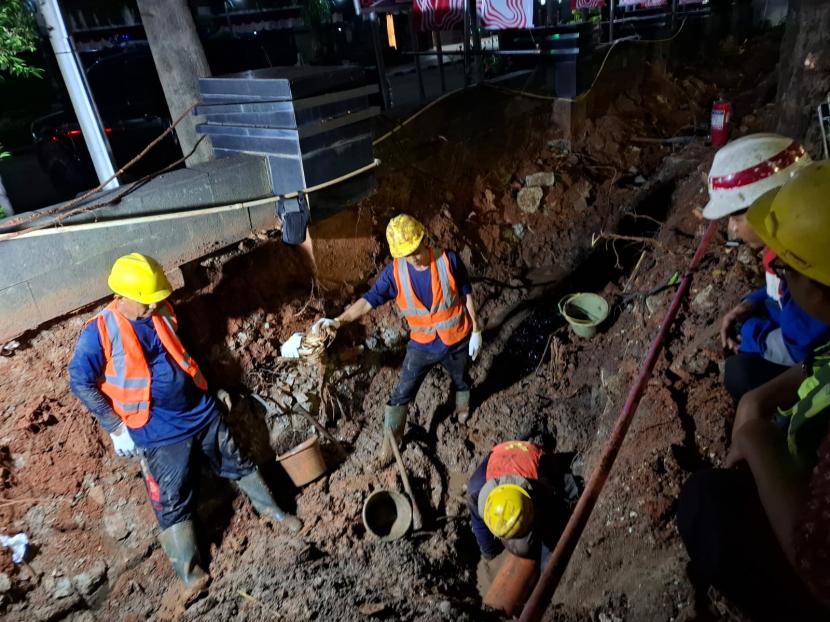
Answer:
[{"left": 277, "top": 193, "right": 310, "bottom": 245}]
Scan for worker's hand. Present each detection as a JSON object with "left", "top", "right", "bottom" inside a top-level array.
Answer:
[
  {"left": 109, "top": 423, "right": 138, "bottom": 458},
  {"left": 311, "top": 318, "right": 340, "bottom": 336},
  {"left": 468, "top": 331, "right": 483, "bottom": 361},
  {"left": 720, "top": 300, "right": 755, "bottom": 353},
  {"left": 216, "top": 389, "right": 233, "bottom": 413}
]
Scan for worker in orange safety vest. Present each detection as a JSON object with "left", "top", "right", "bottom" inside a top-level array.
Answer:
[
  {"left": 68, "top": 253, "right": 302, "bottom": 605},
  {"left": 309, "top": 214, "right": 483, "bottom": 464}
]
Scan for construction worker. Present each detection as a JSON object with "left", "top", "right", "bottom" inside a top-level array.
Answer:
[
  {"left": 467, "top": 440, "right": 567, "bottom": 563},
  {"left": 68, "top": 253, "right": 302, "bottom": 603},
  {"left": 703, "top": 133, "right": 829, "bottom": 401},
  {"left": 678, "top": 162, "right": 830, "bottom": 621},
  {"left": 310, "top": 214, "right": 482, "bottom": 463}
]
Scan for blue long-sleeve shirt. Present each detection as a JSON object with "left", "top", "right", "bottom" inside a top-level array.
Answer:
[
  {"left": 740, "top": 286, "right": 830, "bottom": 366},
  {"left": 467, "top": 450, "right": 558, "bottom": 560},
  {"left": 362, "top": 249, "right": 473, "bottom": 355},
  {"left": 68, "top": 314, "right": 217, "bottom": 448}
]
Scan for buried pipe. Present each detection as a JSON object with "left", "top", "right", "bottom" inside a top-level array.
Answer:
[
  {"left": 518, "top": 220, "right": 719, "bottom": 622},
  {"left": 483, "top": 554, "right": 539, "bottom": 616}
]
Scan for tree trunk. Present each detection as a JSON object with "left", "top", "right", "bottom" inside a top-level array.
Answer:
[
  {"left": 135, "top": 0, "right": 213, "bottom": 166},
  {"left": 775, "top": 0, "right": 830, "bottom": 155}
]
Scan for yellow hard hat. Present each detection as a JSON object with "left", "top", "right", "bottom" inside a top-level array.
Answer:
[
  {"left": 747, "top": 161, "right": 830, "bottom": 287},
  {"left": 483, "top": 484, "right": 534, "bottom": 539},
  {"left": 386, "top": 214, "right": 425, "bottom": 258},
  {"left": 107, "top": 253, "right": 172, "bottom": 304}
]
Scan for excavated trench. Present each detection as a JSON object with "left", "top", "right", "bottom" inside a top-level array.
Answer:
[
  {"left": 0, "top": 32, "right": 784, "bottom": 620},
  {"left": 478, "top": 176, "right": 682, "bottom": 403}
]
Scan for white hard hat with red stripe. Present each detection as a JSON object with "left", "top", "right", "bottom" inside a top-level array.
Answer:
[{"left": 703, "top": 133, "right": 812, "bottom": 219}]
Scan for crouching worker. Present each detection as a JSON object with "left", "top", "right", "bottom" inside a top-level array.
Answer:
[
  {"left": 702, "top": 134, "right": 829, "bottom": 401},
  {"left": 68, "top": 253, "right": 302, "bottom": 603},
  {"left": 678, "top": 162, "right": 830, "bottom": 621},
  {"left": 467, "top": 440, "right": 566, "bottom": 564}
]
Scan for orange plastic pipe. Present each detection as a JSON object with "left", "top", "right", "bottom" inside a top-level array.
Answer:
[{"left": 484, "top": 554, "right": 540, "bottom": 617}]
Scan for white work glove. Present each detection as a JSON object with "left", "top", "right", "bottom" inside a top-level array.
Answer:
[
  {"left": 280, "top": 332, "right": 304, "bottom": 358},
  {"left": 469, "top": 331, "right": 482, "bottom": 361},
  {"left": 311, "top": 318, "right": 340, "bottom": 335},
  {"left": 110, "top": 423, "right": 137, "bottom": 458}
]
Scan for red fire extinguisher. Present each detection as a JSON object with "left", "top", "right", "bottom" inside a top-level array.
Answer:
[{"left": 710, "top": 98, "right": 731, "bottom": 148}]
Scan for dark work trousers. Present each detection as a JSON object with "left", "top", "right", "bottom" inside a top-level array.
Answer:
[
  {"left": 677, "top": 468, "right": 829, "bottom": 622},
  {"left": 388, "top": 342, "right": 471, "bottom": 406},
  {"left": 724, "top": 353, "right": 790, "bottom": 403},
  {"left": 142, "top": 413, "right": 255, "bottom": 529}
]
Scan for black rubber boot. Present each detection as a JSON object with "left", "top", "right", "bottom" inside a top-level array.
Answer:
[
  {"left": 378, "top": 404, "right": 407, "bottom": 467},
  {"left": 455, "top": 390, "right": 471, "bottom": 424},
  {"left": 237, "top": 470, "right": 303, "bottom": 533},
  {"left": 158, "top": 520, "right": 211, "bottom": 605}
]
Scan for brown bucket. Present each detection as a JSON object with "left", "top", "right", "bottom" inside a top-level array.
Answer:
[{"left": 276, "top": 436, "right": 327, "bottom": 486}]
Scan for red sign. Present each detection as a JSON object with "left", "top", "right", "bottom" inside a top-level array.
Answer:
[
  {"left": 570, "top": 0, "right": 606, "bottom": 9},
  {"left": 353, "top": 0, "right": 409, "bottom": 14}
]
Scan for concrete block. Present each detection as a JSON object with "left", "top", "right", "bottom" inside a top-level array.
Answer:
[{"left": 0, "top": 282, "right": 40, "bottom": 334}]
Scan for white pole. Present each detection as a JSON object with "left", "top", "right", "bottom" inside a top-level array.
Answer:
[{"left": 37, "top": 0, "right": 119, "bottom": 190}]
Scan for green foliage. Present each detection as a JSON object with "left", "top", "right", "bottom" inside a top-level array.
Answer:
[
  {"left": 302, "top": 0, "right": 334, "bottom": 28},
  {"left": 0, "top": 0, "right": 42, "bottom": 162},
  {"left": 0, "top": 0, "right": 42, "bottom": 80}
]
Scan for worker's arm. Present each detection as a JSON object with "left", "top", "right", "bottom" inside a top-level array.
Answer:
[
  {"left": 732, "top": 364, "right": 804, "bottom": 441},
  {"left": 727, "top": 418, "right": 807, "bottom": 567},
  {"left": 313, "top": 266, "right": 394, "bottom": 333},
  {"left": 67, "top": 325, "right": 123, "bottom": 434},
  {"left": 335, "top": 298, "right": 373, "bottom": 326},
  {"left": 465, "top": 294, "right": 482, "bottom": 333},
  {"left": 467, "top": 457, "right": 503, "bottom": 559}
]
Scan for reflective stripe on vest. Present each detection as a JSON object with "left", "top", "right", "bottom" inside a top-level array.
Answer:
[
  {"left": 393, "top": 248, "right": 472, "bottom": 345},
  {"left": 92, "top": 301, "right": 207, "bottom": 429},
  {"left": 485, "top": 441, "right": 544, "bottom": 481}
]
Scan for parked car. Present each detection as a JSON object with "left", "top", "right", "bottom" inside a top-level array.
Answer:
[{"left": 31, "top": 45, "right": 181, "bottom": 199}]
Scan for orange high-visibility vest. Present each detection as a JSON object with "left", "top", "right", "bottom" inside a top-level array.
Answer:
[
  {"left": 392, "top": 248, "right": 472, "bottom": 346},
  {"left": 485, "top": 441, "right": 543, "bottom": 481},
  {"left": 89, "top": 301, "right": 208, "bottom": 429}
]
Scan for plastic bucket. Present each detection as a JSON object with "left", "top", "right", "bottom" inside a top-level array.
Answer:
[
  {"left": 362, "top": 489, "right": 412, "bottom": 541},
  {"left": 276, "top": 436, "right": 327, "bottom": 486},
  {"left": 558, "top": 292, "right": 609, "bottom": 338}
]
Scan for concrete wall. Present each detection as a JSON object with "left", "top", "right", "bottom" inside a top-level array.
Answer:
[{"left": 0, "top": 155, "right": 279, "bottom": 341}]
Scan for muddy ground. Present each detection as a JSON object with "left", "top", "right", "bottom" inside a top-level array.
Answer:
[{"left": 0, "top": 33, "right": 784, "bottom": 621}]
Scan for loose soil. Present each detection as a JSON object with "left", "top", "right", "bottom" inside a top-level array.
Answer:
[{"left": 0, "top": 32, "right": 783, "bottom": 621}]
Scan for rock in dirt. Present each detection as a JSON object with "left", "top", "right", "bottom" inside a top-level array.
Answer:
[
  {"left": 102, "top": 512, "right": 131, "bottom": 541},
  {"left": 49, "top": 576, "right": 75, "bottom": 599},
  {"left": 517, "top": 187, "right": 543, "bottom": 214},
  {"left": 691, "top": 284, "right": 715, "bottom": 311},
  {"left": 0, "top": 572, "right": 11, "bottom": 592},
  {"left": 72, "top": 561, "right": 107, "bottom": 596},
  {"left": 358, "top": 602, "right": 388, "bottom": 616},
  {"left": 34, "top": 593, "right": 83, "bottom": 622},
  {"left": 87, "top": 485, "right": 105, "bottom": 506},
  {"left": 525, "top": 172, "right": 556, "bottom": 188}
]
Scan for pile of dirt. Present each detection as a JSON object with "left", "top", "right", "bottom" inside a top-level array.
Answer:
[{"left": 0, "top": 30, "right": 783, "bottom": 622}]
